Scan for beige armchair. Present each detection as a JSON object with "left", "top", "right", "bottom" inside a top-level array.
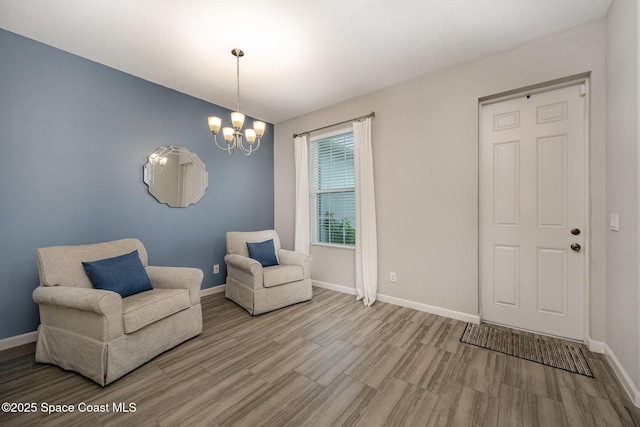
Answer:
[
  {"left": 224, "top": 230, "right": 312, "bottom": 315},
  {"left": 33, "top": 238, "right": 203, "bottom": 386}
]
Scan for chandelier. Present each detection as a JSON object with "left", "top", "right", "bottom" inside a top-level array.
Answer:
[{"left": 207, "top": 48, "right": 266, "bottom": 156}]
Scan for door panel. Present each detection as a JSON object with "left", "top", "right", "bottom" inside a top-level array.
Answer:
[
  {"left": 494, "top": 141, "right": 520, "bottom": 226},
  {"left": 494, "top": 245, "right": 519, "bottom": 307},
  {"left": 481, "top": 82, "right": 586, "bottom": 340},
  {"left": 537, "top": 248, "right": 567, "bottom": 315},
  {"left": 537, "top": 135, "right": 567, "bottom": 228}
]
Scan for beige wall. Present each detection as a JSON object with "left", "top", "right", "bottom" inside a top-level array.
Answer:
[
  {"left": 274, "top": 20, "right": 607, "bottom": 336},
  {"left": 606, "top": 0, "right": 639, "bottom": 390}
]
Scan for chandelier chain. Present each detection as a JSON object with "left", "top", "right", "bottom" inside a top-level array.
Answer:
[{"left": 236, "top": 53, "right": 240, "bottom": 112}]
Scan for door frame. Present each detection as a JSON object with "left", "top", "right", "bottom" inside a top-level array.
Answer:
[{"left": 478, "top": 75, "right": 591, "bottom": 342}]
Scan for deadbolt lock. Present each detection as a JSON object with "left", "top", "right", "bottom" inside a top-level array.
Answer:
[{"left": 571, "top": 228, "right": 581, "bottom": 235}]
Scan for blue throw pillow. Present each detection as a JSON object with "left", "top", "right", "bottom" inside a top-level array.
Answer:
[
  {"left": 82, "top": 250, "right": 153, "bottom": 298},
  {"left": 246, "top": 239, "right": 279, "bottom": 267}
]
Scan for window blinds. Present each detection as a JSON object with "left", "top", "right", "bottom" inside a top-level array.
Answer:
[{"left": 309, "top": 132, "right": 355, "bottom": 245}]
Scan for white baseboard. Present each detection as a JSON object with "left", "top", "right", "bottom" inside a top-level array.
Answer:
[
  {"left": 312, "top": 280, "right": 357, "bottom": 295},
  {"left": 0, "top": 285, "right": 227, "bottom": 352},
  {"left": 598, "top": 341, "right": 640, "bottom": 407},
  {"left": 312, "top": 280, "right": 480, "bottom": 324},
  {"left": 586, "top": 336, "right": 606, "bottom": 354},
  {"left": 201, "top": 284, "right": 226, "bottom": 297},
  {"left": 376, "top": 293, "right": 481, "bottom": 324},
  {"left": 0, "top": 330, "right": 38, "bottom": 351}
]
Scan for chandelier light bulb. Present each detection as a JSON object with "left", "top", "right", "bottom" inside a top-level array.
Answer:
[
  {"left": 222, "top": 127, "right": 234, "bottom": 143},
  {"left": 245, "top": 128, "right": 256, "bottom": 144},
  {"left": 231, "top": 112, "right": 245, "bottom": 130},
  {"left": 208, "top": 116, "right": 222, "bottom": 134},
  {"left": 253, "top": 121, "right": 266, "bottom": 137}
]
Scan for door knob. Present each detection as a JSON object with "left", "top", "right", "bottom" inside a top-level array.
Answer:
[{"left": 570, "top": 243, "right": 581, "bottom": 252}]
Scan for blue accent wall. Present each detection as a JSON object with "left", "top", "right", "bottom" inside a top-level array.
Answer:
[{"left": 0, "top": 29, "right": 274, "bottom": 340}]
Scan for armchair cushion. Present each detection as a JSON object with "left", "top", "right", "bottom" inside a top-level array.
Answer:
[
  {"left": 82, "top": 250, "right": 152, "bottom": 298},
  {"left": 263, "top": 265, "right": 304, "bottom": 288},
  {"left": 122, "top": 289, "right": 191, "bottom": 333},
  {"left": 246, "top": 239, "right": 279, "bottom": 267}
]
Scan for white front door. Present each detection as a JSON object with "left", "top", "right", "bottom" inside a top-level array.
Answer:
[{"left": 480, "top": 82, "right": 587, "bottom": 341}]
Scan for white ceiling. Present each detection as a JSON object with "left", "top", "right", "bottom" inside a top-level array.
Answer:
[{"left": 0, "top": 0, "right": 611, "bottom": 124}]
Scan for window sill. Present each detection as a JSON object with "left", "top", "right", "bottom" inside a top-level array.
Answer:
[{"left": 310, "top": 243, "right": 355, "bottom": 251}]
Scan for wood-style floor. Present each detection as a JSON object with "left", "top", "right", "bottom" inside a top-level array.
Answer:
[{"left": 2, "top": 287, "right": 640, "bottom": 426}]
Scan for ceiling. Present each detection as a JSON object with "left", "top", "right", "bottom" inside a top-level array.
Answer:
[{"left": 0, "top": 0, "right": 611, "bottom": 124}]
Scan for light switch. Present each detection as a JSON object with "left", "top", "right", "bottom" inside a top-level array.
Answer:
[{"left": 610, "top": 213, "right": 619, "bottom": 232}]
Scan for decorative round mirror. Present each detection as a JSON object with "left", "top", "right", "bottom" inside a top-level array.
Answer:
[{"left": 143, "top": 146, "right": 209, "bottom": 207}]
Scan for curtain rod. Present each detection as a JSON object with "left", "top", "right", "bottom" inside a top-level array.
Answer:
[{"left": 292, "top": 111, "right": 375, "bottom": 139}]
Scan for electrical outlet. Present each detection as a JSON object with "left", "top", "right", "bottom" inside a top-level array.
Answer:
[
  {"left": 390, "top": 271, "right": 397, "bottom": 283},
  {"left": 213, "top": 264, "right": 220, "bottom": 274}
]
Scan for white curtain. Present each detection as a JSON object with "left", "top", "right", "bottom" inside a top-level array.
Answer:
[
  {"left": 353, "top": 118, "right": 377, "bottom": 306},
  {"left": 293, "top": 134, "right": 310, "bottom": 254}
]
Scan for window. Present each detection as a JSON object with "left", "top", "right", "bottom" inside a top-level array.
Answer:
[{"left": 310, "top": 130, "right": 355, "bottom": 246}]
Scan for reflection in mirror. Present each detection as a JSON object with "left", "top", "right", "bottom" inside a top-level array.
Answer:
[{"left": 143, "top": 146, "right": 209, "bottom": 208}]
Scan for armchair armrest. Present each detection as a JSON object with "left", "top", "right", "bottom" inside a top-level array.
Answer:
[
  {"left": 224, "top": 254, "right": 264, "bottom": 290},
  {"left": 224, "top": 254, "right": 262, "bottom": 274},
  {"left": 145, "top": 266, "right": 203, "bottom": 305},
  {"left": 33, "top": 286, "right": 122, "bottom": 316},
  {"left": 278, "top": 249, "right": 312, "bottom": 279},
  {"left": 33, "top": 286, "right": 124, "bottom": 341}
]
